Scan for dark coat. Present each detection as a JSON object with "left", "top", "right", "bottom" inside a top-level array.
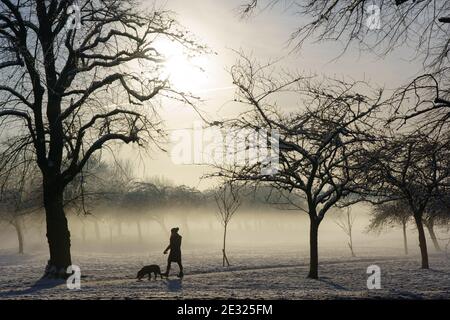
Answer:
[{"left": 168, "top": 233, "right": 182, "bottom": 262}]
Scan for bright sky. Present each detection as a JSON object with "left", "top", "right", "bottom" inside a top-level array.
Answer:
[{"left": 117, "top": 0, "right": 424, "bottom": 190}]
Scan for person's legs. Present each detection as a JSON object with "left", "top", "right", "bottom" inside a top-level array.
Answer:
[
  {"left": 177, "top": 261, "right": 183, "bottom": 277},
  {"left": 163, "top": 261, "right": 171, "bottom": 276}
]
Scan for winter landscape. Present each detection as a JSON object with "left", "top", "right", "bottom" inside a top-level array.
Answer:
[
  {"left": 1, "top": 250, "right": 449, "bottom": 300},
  {"left": 1, "top": 0, "right": 450, "bottom": 302},
  {"left": 1, "top": 204, "right": 449, "bottom": 299}
]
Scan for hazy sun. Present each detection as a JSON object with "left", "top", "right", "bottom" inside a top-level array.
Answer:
[{"left": 155, "top": 39, "right": 209, "bottom": 93}]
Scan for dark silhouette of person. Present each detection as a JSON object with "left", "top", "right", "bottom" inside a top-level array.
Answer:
[{"left": 162, "top": 227, "right": 183, "bottom": 278}]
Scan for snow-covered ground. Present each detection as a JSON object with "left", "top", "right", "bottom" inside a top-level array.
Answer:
[{"left": 0, "top": 247, "right": 449, "bottom": 299}]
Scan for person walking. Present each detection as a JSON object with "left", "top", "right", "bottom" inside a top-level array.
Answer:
[{"left": 162, "top": 227, "right": 183, "bottom": 278}]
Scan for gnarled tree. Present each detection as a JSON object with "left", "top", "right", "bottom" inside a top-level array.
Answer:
[
  {"left": 0, "top": 0, "right": 202, "bottom": 277},
  {"left": 217, "top": 54, "right": 382, "bottom": 279}
]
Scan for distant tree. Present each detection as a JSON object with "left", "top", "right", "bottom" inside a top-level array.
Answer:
[
  {"left": 0, "top": 156, "right": 41, "bottom": 254},
  {"left": 362, "top": 133, "right": 450, "bottom": 268},
  {"left": 0, "top": 0, "right": 202, "bottom": 277},
  {"left": 368, "top": 201, "right": 411, "bottom": 255},
  {"left": 167, "top": 185, "right": 204, "bottom": 207},
  {"left": 121, "top": 181, "right": 167, "bottom": 240},
  {"left": 59, "top": 158, "right": 129, "bottom": 243},
  {"left": 335, "top": 207, "right": 356, "bottom": 257},
  {"left": 214, "top": 182, "right": 241, "bottom": 267},
  {"left": 166, "top": 185, "right": 204, "bottom": 234}
]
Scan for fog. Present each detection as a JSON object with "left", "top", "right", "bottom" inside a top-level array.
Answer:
[{"left": 1, "top": 203, "right": 437, "bottom": 258}]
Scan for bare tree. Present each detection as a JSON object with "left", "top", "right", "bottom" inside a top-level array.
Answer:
[
  {"left": 0, "top": 0, "right": 203, "bottom": 277},
  {"left": 0, "top": 152, "right": 41, "bottom": 254},
  {"left": 239, "top": 1, "right": 450, "bottom": 130},
  {"left": 368, "top": 201, "right": 411, "bottom": 255},
  {"left": 240, "top": 5, "right": 450, "bottom": 185},
  {"left": 214, "top": 182, "right": 241, "bottom": 267},
  {"left": 361, "top": 132, "right": 450, "bottom": 268},
  {"left": 240, "top": 0, "right": 449, "bottom": 68},
  {"left": 216, "top": 54, "right": 383, "bottom": 278},
  {"left": 240, "top": 0, "right": 450, "bottom": 268},
  {"left": 335, "top": 207, "right": 356, "bottom": 257}
]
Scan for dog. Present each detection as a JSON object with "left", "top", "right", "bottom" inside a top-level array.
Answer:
[{"left": 136, "top": 265, "right": 164, "bottom": 281}]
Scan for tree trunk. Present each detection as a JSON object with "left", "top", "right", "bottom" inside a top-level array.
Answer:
[
  {"left": 348, "top": 241, "right": 355, "bottom": 257},
  {"left": 109, "top": 223, "right": 113, "bottom": 245},
  {"left": 81, "top": 221, "right": 86, "bottom": 243},
  {"left": 348, "top": 212, "right": 355, "bottom": 257},
  {"left": 94, "top": 220, "right": 101, "bottom": 241},
  {"left": 137, "top": 220, "right": 143, "bottom": 243},
  {"left": 413, "top": 214, "right": 429, "bottom": 269},
  {"left": 222, "top": 224, "right": 230, "bottom": 267},
  {"left": 43, "top": 181, "right": 72, "bottom": 278},
  {"left": 154, "top": 218, "right": 169, "bottom": 236},
  {"left": 12, "top": 217, "right": 24, "bottom": 254},
  {"left": 402, "top": 221, "right": 408, "bottom": 255},
  {"left": 181, "top": 215, "right": 190, "bottom": 236},
  {"left": 308, "top": 217, "right": 320, "bottom": 279},
  {"left": 425, "top": 222, "right": 441, "bottom": 252},
  {"left": 118, "top": 221, "right": 123, "bottom": 237}
]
